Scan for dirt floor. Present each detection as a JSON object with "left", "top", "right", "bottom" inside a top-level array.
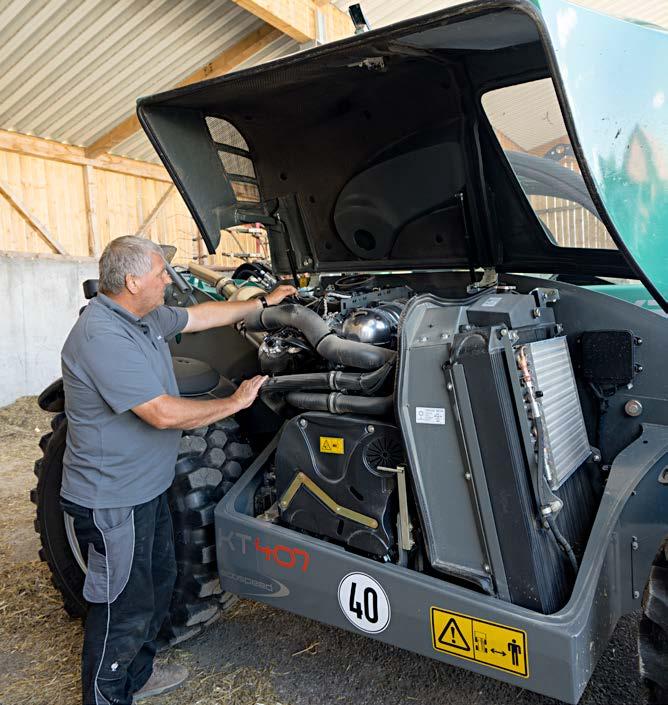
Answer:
[{"left": 0, "top": 397, "right": 648, "bottom": 705}]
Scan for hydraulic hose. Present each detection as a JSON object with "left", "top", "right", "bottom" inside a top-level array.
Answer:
[
  {"left": 535, "top": 415, "right": 579, "bottom": 574},
  {"left": 285, "top": 392, "right": 394, "bottom": 416},
  {"left": 245, "top": 304, "right": 395, "bottom": 370},
  {"left": 545, "top": 514, "right": 579, "bottom": 574},
  {"left": 261, "top": 362, "right": 394, "bottom": 396}
]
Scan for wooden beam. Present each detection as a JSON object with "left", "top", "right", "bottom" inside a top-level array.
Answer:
[
  {"left": 0, "top": 129, "right": 171, "bottom": 182},
  {"left": 494, "top": 128, "right": 526, "bottom": 153},
  {"left": 0, "top": 249, "right": 95, "bottom": 262},
  {"left": 82, "top": 165, "right": 101, "bottom": 257},
  {"left": 174, "top": 24, "right": 281, "bottom": 87},
  {"left": 85, "top": 24, "right": 281, "bottom": 159},
  {"left": 529, "top": 134, "right": 571, "bottom": 158},
  {"left": 0, "top": 179, "right": 69, "bottom": 255},
  {"left": 85, "top": 114, "right": 140, "bottom": 162},
  {"left": 230, "top": 0, "right": 352, "bottom": 43},
  {"left": 134, "top": 184, "right": 175, "bottom": 238}
]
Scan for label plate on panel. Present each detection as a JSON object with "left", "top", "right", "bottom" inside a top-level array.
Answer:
[
  {"left": 431, "top": 608, "right": 528, "bottom": 677},
  {"left": 415, "top": 407, "right": 445, "bottom": 425}
]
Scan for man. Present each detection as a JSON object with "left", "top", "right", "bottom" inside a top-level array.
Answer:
[{"left": 60, "top": 235, "right": 296, "bottom": 705}]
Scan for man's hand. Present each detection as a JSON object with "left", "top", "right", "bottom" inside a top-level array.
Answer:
[
  {"left": 231, "top": 375, "right": 268, "bottom": 411},
  {"left": 266, "top": 284, "right": 298, "bottom": 306}
]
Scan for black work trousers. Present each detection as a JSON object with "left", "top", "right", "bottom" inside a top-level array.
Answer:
[{"left": 61, "top": 491, "right": 177, "bottom": 705}]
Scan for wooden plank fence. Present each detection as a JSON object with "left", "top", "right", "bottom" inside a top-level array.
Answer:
[{"left": 0, "top": 129, "right": 264, "bottom": 270}]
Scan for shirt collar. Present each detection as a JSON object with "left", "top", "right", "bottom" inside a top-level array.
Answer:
[{"left": 95, "top": 293, "right": 144, "bottom": 326}]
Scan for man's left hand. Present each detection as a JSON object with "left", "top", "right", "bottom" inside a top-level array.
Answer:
[{"left": 266, "top": 284, "right": 298, "bottom": 306}]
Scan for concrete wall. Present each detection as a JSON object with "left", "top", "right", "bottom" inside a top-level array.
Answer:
[{"left": 0, "top": 253, "right": 98, "bottom": 407}]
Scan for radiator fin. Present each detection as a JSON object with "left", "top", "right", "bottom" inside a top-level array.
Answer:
[{"left": 526, "top": 337, "right": 590, "bottom": 488}]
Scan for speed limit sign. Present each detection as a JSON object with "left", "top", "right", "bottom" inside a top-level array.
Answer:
[{"left": 338, "top": 572, "right": 391, "bottom": 633}]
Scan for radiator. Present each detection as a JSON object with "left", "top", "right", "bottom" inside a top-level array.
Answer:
[{"left": 525, "top": 337, "right": 591, "bottom": 489}]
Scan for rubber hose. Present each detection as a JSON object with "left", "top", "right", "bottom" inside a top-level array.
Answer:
[
  {"left": 261, "top": 362, "right": 394, "bottom": 395},
  {"left": 546, "top": 514, "right": 579, "bottom": 574},
  {"left": 245, "top": 304, "right": 395, "bottom": 370},
  {"left": 536, "top": 417, "right": 579, "bottom": 574},
  {"left": 285, "top": 392, "right": 394, "bottom": 416}
]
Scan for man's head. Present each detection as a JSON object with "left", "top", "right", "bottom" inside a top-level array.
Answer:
[{"left": 98, "top": 236, "right": 172, "bottom": 316}]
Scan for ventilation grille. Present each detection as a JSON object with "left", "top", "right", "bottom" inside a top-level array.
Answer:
[
  {"left": 364, "top": 434, "right": 404, "bottom": 472},
  {"left": 525, "top": 336, "right": 591, "bottom": 489},
  {"left": 205, "top": 116, "right": 260, "bottom": 203}
]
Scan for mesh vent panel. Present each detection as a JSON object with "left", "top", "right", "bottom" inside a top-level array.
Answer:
[
  {"left": 232, "top": 182, "right": 260, "bottom": 202},
  {"left": 205, "top": 116, "right": 259, "bottom": 203},
  {"left": 205, "top": 116, "right": 249, "bottom": 150},
  {"left": 219, "top": 152, "right": 256, "bottom": 179}
]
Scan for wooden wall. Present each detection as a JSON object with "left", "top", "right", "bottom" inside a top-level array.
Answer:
[{"left": 0, "top": 129, "right": 264, "bottom": 271}]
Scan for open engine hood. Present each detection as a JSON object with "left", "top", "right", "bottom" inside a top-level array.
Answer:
[{"left": 138, "top": 0, "right": 668, "bottom": 311}]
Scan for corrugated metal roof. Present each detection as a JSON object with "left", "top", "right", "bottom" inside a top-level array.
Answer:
[
  {"left": 0, "top": 0, "right": 267, "bottom": 150},
  {"left": 0, "top": 0, "right": 665, "bottom": 164},
  {"left": 113, "top": 32, "right": 300, "bottom": 162},
  {"left": 334, "top": 0, "right": 668, "bottom": 30},
  {"left": 482, "top": 78, "right": 565, "bottom": 151}
]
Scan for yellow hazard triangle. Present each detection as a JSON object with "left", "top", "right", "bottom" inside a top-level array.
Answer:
[{"left": 437, "top": 617, "right": 471, "bottom": 652}]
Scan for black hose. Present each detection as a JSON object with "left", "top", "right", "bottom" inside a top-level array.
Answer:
[
  {"left": 262, "top": 362, "right": 394, "bottom": 395},
  {"left": 245, "top": 304, "right": 395, "bottom": 370},
  {"left": 535, "top": 416, "right": 579, "bottom": 574},
  {"left": 546, "top": 514, "right": 579, "bottom": 574},
  {"left": 286, "top": 392, "right": 394, "bottom": 416}
]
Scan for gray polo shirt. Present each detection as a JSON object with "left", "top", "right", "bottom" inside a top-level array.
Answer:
[{"left": 61, "top": 293, "right": 188, "bottom": 509}]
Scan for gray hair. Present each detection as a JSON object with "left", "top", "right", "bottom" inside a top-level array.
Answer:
[{"left": 98, "top": 236, "right": 164, "bottom": 294}]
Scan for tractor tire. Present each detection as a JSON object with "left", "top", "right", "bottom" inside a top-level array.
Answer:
[
  {"left": 31, "top": 413, "right": 253, "bottom": 647},
  {"left": 639, "top": 539, "right": 668, "bottom": 705}
]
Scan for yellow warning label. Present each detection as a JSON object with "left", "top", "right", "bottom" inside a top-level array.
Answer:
[
  {"left": 319, "top": 436, "right": 344, "bottom": 454},
  {"left": 431, "top": 608, "right": 528, "bottom": 677}
]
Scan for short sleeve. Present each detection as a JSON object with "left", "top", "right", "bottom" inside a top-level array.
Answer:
[
  {"left": 75, "top": 333, "right": 167, "bottom": 414},
  {"left": 147, "top": 306, "right": 188, "bottom": 341}
]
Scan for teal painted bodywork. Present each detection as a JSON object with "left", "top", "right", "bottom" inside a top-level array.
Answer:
[
  {"left": 185, "top": 274, "right": 262, "bottom": 302},
  {"left": 532, "top": 0, "right": 668, "bottom": 308},
  {"left": 186, "top": 274, "right": 223, "bottom": 300},
  {"left": 585, "top": 283, "right": 666, "bottom": 315}
]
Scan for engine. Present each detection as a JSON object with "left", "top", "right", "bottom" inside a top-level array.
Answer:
[
  {"left": 256, "top": 282, "right": 410, "bottom": 376},
  {"left": 245, "top": 279, "right": 606, "bottom": 613}
]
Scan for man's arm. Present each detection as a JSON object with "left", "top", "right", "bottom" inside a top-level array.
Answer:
[
  {"left": 132, "top": 376, "right": 266, "bottom": 430},
  {"left": 181, "top": 284, "right": 297, "bottom": 334}
]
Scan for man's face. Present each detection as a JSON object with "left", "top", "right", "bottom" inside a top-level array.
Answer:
[{"left": 131, "top": 252, "right": 171, "bottom": 313}]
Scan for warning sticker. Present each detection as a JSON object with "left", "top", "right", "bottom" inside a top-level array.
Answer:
[
  {"left": 320, "top": 436, "right": 344, "bottom": 454},
  {"left": 431, "top": 608, "right": 528, "bottom": 677}
]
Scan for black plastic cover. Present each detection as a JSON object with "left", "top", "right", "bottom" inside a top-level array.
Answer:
[
  {"left": 581, "top": 330, "right": 636, "bottom": 385},
  {"left": 275, "top": 413, "right": 400, "bottom": 557},
  {"left": 466, "top": 292, "right": 555, "bottom": 329},
  {"left": 172, "top": 357, "right": 220, "bottom": 396}
]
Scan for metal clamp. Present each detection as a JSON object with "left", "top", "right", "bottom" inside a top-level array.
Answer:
[{"left": 378, "top": 464, "right": 415, "bottom": 551}]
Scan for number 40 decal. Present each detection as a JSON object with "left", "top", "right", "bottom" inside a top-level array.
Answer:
[{"left": 338, "top": 573, "right": 391, "bottom": 633}]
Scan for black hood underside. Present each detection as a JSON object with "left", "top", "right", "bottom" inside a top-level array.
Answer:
[{"left": 137, "top": 0, "right": 632, "bottom": 279}]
